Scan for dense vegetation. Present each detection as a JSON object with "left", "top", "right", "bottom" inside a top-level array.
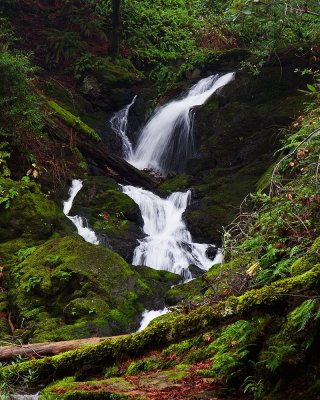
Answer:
[{"left": 0, "top": 0, "right": 319, "bottom": 399}]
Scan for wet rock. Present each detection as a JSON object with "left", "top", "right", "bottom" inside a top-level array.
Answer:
[
  {"left": 70, "top": 176, "right": 144, "bottom": 261},
  {"left": 185, "top": 63, "right": 307, "bottom": 244},
  {"left": 188, "top": 264, "right": 206, "bottom": 279}
]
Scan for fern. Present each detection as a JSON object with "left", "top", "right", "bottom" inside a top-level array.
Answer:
[
  {"left": 289, "top": 299, "right": 319, "bottom": 332},
  {"left": 264, "top": 344, "right": 297, "bottom": 372},
  {"left": 204, "top": 318, "right": 267, "bottom": 379}
]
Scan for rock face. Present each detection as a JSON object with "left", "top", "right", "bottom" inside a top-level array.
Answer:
[{"left": 177, "top": 63, "right": 307, "bottom": 244}]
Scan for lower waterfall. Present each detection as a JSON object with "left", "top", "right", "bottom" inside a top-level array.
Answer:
[{"left": 122, "top": 185, "right": 219, "bottom": 278}]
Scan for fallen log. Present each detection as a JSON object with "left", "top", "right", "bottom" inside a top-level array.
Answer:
[
  {"left": 46, "top": 119, "right": 158, "bottom": 190},
  {"left": 0, "top": 336, "right": 126, "bottom": 361}
]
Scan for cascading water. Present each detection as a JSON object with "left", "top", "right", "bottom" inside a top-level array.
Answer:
[
  {"left": 63, "top": 179, "right": 99, "bottom": 245},
  {"left": 107, "top": 74, "right": 234, "bottom": 328},
  {"left": 122, "top": 185, "right": 219, "bottom": 278},
  {"left": 127, "top": 72, "right": 235, "bottom": 174},
  {"left": 110, "top": 95, "right": 137, "bottom": 159}
]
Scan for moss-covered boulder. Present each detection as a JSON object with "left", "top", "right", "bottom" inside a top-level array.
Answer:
[
  {"left": 0, "top": 178, "right": 73, "bottom": 243},
  {"left": 70, "top": 176, "right": 144, "bottom": 261},
  {"left": 5, "top": 235, "right": 179, "bottom": 342}
]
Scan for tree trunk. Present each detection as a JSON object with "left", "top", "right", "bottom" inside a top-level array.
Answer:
[{"left": 111, "top": 0, "right": 121, "bottom": 58}]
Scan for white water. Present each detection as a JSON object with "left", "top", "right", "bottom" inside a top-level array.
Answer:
[
  {"left": 110, "top": 95, "right": 137, "bottom": 159},
  {"left": 128, "top": 73, "right": 235, "bottom": 174},
  {"left": 122, "top": 185, "right": 219, "bottom": 277},
  {"left": 138, "top": 308, "right": 170, "bottom": 331},
  {"left": 63, "top": 179, "right": 99, "bottom": 245}
]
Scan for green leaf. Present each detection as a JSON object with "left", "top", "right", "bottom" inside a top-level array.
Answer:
[{"left": 307, "top": 84, "right": 316, "bottom": 92}]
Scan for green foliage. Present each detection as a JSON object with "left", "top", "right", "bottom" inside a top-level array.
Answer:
[
  {"left": 203, "top": 319, "right": 264, "bottom": 380},
  {"left": 288, "top": 299, "right": 320, "bottom": 332},
  {"left": 22, "top": 276, "right": 42, "bottom": 293},
  {"left": 263, "top": 344, "right": 297, "bottom": 372},
  {"left": 52, "top": 270, "right": 73, "bottom": 282},
  {"left": 45, "top": 30, "right": 84, "bottom": 70},
  {"left": 16, "top": 246, "right": 37, "bottom": 262},
  {"left": 296, "top": 68, "right": 320, "bottom": 111},
  {"left": 242, "top": 375, "right": 264, "bottom": 400},
  {"left": 73, "top": 53, "right": 104, "bottom": 81},
  {"left": 0, "top": 16, "right": 16, "bottom": 50},
  {"left": 0, "top": 184, "right": 18, "bottom": 209},
  {"left": 223, "top": 1, "right": 319, "bottom": 63},
  {"left": 0, "top": 43, "right": 44, "bottom": 146},
  {"left": 0, "top": 139, "right": 11, "bottom": 177}
]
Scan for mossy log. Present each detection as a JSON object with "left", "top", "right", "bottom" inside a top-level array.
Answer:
[
  {"left": 0, "top": 337, "right": 127, "bottom": 361},
  {"left": 48, "top": 101, "right": 101, "bottom": 142},
  {"left": 2, "top": 264, "right": 319, "bottom": 385}
]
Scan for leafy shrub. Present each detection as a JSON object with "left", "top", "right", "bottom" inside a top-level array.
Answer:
[{"left": 0, "top": 48, "right": 44, "bottom": 140}]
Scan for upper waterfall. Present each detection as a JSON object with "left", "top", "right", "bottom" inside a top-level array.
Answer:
[{"left": 127, "top": 73, "right": 235, "bottom": 174}]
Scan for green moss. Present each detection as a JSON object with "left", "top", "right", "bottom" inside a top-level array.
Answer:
[
  {"left": 93, "top": 58, "right": 143, "bottom": 89},
  {"left": 166, "top": 257, "right": 250, "bottom": 305},
  {"left": 0, "top": 178, "right": 72, "bottom": 243},
  {"left": 162, "top": 338, "right": 196, "bottom": 356},
  {"left": 159, "top": 175, "right": 190, "bottom": 194},
  {"left": 6, "top": 235, "right": 146, "bottom": 340},
  {"left": 4, "top": 263, "right": 319, "bottom": 384},
  {"left": 126, "top": 356, "right": 174, "bottom": 375},
  {"left": 59, "top": 391, "right": 130, "bottom": 400},
  {"left": 5, "top": 235, "right": 180, "bottom": 342},
  {"left": 48, "top": 100, "right": 101, "bottom": 142}
]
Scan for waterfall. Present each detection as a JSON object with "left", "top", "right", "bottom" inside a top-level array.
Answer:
[
  {"left": 63, "top": 179, "right": 99, "bottom": 245},
  {"left": 110, "top": 95, "right": 137, "bottom": 159},
  {"left": 122, "top": 185, "right": 219, "bottom": 277},
  {"left": 127, "top": 72, "right": 235, "bottom": 174}
]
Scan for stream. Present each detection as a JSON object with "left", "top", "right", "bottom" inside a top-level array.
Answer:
[{"left": 64, "top": 73, "right": 234, "bottom": 329}]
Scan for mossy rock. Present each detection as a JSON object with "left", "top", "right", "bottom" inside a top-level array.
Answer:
[
  {"left": 165, "top": 256, "right": 251, "bottom": 306},
  {"left": 93, "top": 58, "right": 143, "bottom": 90},
  {"left": 0, "top": 178, "right": 73, "bottom": 243},
  {"left": 70, "top": 176, "right": 144, "bottom": 261},
  {"left": 132, "top": 265, "right": 181, "bottom": 310},
  {"left": 5, "top": 235, "right": 180, "bottom": 342}
]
